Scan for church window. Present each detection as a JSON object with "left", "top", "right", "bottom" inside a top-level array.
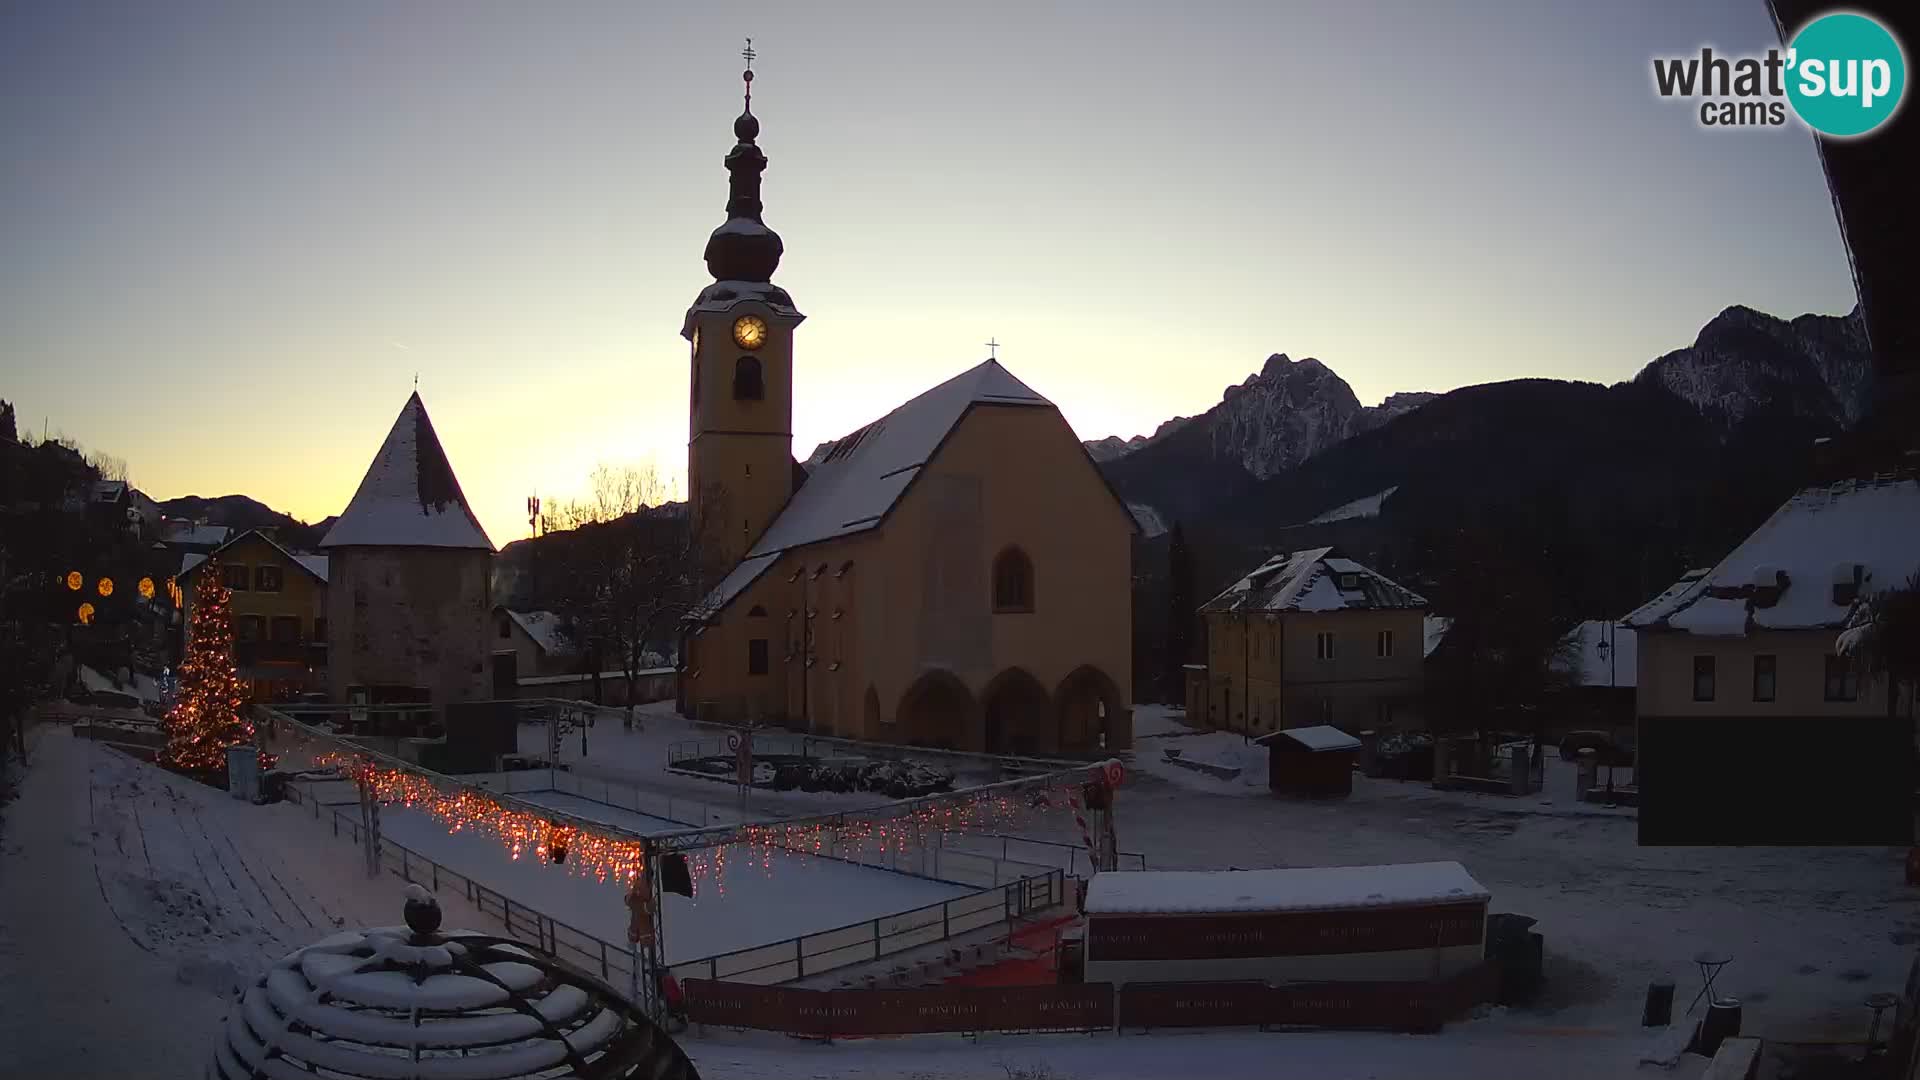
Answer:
[
  {"left": 733, "top": 356, "right": 764, "bottom": 400},
  {"left": 498, "top": 618, "right": 512, "bottom": 639},
  {"left": 748, "top": 638, "right": 769, "bottom": 676},
  {"left": 992, "top": 547, "right": 1035, "bottom": 613},
  {"left": 748, "top": 605, "right": 767, "bottom": 617}
]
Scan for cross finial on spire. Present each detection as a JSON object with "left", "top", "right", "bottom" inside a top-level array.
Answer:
[
  {"left": 742, "top": 37, "right": 756, "bottom": 110},
  {"left": 986, "top": 338, "right": 1000, "bottom": 360}
]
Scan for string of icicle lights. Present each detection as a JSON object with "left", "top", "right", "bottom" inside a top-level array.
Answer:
[{"left": 313, "top": 751, "right": 1083, "bottom": 899}]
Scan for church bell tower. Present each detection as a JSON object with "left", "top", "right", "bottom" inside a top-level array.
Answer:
[{"left": 684, "top": 40, "right": 804, "bottom": 574}]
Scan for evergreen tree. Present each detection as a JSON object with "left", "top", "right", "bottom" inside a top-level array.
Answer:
[
  {"left": 1164, "top": 522, "right": 1194, "bottom": 704},
  {"left": 1843, "top": 571, "right": 1920, "bottom": 721},
  {"left": 161, "top": 557, "right": 252, "bottom": 772}
]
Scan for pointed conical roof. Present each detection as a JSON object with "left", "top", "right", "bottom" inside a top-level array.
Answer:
[{"left": 320, "top": 393, "right": 494, "bottom": 551}]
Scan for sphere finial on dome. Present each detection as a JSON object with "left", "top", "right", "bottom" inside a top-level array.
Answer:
[{"left": 403, "top": 883, "right": 442, "bottom": 940}]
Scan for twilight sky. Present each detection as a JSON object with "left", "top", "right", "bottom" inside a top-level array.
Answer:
[{"left": 0, "top": 0, "right": 1860, "bottom": 548}]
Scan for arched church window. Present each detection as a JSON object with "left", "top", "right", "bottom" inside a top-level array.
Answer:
[
  {"left": 992, "top": 547, "right": 1035, "bottom": 613},
  {"left": 733, "top": 356, "right": 764, "bottom": 400}
]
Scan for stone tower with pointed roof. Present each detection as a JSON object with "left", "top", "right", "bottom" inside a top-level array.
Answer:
[
  {"left": 678, "top": 56, "right": 1138, "bottom": 754},
  {"left": 322, "top": 392, "right": 496, "bottom": 714}
]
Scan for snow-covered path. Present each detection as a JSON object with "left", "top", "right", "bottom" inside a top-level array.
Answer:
[{"left": 0, "top": 728, "right": 499, "bottom": 1079}]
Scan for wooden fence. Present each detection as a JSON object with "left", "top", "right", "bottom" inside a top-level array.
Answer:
[{"left": 684, "top": 962, "right": 1498, "bottom": 1039}]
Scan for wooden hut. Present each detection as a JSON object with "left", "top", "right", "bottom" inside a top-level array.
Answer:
[{"left": 1258, "top": 724, "right": 1362, "bottom": 798}]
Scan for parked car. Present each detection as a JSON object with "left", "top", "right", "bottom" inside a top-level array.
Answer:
[{"left": 1559, "top": 730, "right": 1635, "bottom": 767}]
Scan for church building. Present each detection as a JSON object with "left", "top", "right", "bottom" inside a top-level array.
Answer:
[{"left": 678, "top": 60, "right": 1135, "bottom": 755}]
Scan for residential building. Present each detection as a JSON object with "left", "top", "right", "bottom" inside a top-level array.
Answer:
[
  {"left": 321, "top": 392, "right": 496, "bottom": 720},
  {"left": 1623, "top": 470, "right": 1920, "bottom": 843},
  {"left": 1195, "top": 548, "right": 1428, "bottom": 736},
  {"left": 180, "top": 528, "right": 329, "bottom": 702},
  {"left": 489, "top": 607, "right": 580, "bottom": 688},
  {"left": 678, "top": 74, "right": 1135, "bottom": 754}
]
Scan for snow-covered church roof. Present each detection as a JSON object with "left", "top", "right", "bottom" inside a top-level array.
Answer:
[
  {"left": 320, "top": 393, "right": 495, "bottom": 551},
  {"left": 1200, "top": 547, "right": 1427, "bottom": 614},
  {"left": 1622, "top": 473, "right": 1920, "bottom": 636},
  {"left": 695, "top": 359, "right": 1056, "bottom": 616}
]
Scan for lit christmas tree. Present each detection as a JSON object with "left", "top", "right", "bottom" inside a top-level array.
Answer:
[{"left": 161, "top": 556, "right": 254, "bottom": 773}]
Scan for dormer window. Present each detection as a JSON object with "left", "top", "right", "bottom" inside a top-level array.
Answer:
[
  {"left": 1338, "top": 573, "right": 1360, "bottom": 591},
  {"left": 1831, "top": 563, "right": 1864, "bottom": 607}
]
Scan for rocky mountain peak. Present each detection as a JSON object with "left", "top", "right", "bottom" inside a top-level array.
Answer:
[{"left": 1634, "top": 304, "right": 1869, "bottom": 429}]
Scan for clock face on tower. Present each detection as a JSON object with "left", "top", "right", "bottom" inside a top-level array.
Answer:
[{"left": 732, "top": 315, "right": 768, "bottom": 351}]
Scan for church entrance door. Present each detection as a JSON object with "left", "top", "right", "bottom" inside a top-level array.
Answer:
[
  {"left": 896, "top": 671, "right": 974, "bottom": 750},
  {"left": 982, "top": 669, "right": 1050, "bottom": 756}
]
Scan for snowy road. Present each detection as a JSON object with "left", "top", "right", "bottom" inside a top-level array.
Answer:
[{"left": 0, "top": 728, "right": 499, "bottom": 1080}]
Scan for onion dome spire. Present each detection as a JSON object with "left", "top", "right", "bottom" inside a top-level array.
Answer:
[{"left": 704, "top": 38, "right": 784, "bottom": 283}]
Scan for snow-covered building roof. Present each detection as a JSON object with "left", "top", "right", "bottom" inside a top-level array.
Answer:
[
  {"left": 320, "top": 392, "right": 494, "bottom": 551},
  {"left": 1256, "top": 724, "right": 1363, "bottom": 753},
  {"left": 1084, "top": 861, "right": 1490, "bottom": 916},
  {"left": 696, "top": 358, "right": 1131, "bottom": 617},
  {"left": 90, "top": 479, "right": 128, "bottom": 503},
  {"left": 1622, "top": 474, "right": 1920, "bottom": 636},
  {"left": 1554, "top": 619, "right": 1637, "bottom": 688},
  {"left": 499, "top": 608, "right": 575, "bottom": 657},
  {"left": 1200, "top": 547, "right": 1427, "bottom": 614},
  {"left": 180, "top": 529, "right": 329, "bottom": 584},
  {"left": 1423, "top": 615, "right": 1453, "bottom": 658},
  {"left": 78, "top": 664, "right": 161, "bottom": 704},
  {"left": 1306, "top": 485, "right": 1399, "bottom": 525},
  {"left": 160, "top": 520, "right": 232, "bottom": 549}
]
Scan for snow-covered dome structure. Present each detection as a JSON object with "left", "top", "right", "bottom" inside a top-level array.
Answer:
[{"left": 210, "top": 887, "right": 697, "bottom": 1080}]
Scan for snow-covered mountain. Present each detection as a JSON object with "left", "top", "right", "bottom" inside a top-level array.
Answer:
[
  {"left": 1085, "top": 354, "right": 1439, "bottom": 479},
  {"left": 1633, "top": 305, "right": 1871, "bottom": 429},
  {"left": 1088, "top": 304, "right": 1867, "bottom": 487},
  {"left": 1084, "top": 416, "right": 1195, "bottom": 463}
]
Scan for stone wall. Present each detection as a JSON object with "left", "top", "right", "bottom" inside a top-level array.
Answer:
[{"left": 327, "top": 547, "right": 491, "bottom": 706}]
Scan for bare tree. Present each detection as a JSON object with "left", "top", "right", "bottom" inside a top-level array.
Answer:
[{"left": 546, "top": 465, "right": 727, "bottom": 732}]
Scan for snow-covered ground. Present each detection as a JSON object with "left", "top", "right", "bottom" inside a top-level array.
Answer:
[
  {"left": 0, "top": 726, "right": 501, "bottom": 1080},
  {"left": 369, "top": 789, "right": 973, "bottom": 964},
  {"left": 4, "top": 704, "right": 1912, "bottom": 1079},
  {"left": 1104, "top": 706, "right": 1914, "bottom": 1043}
]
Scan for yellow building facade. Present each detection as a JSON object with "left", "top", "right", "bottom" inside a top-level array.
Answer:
[
  {"left": 1197, "top": 549, "right": 1427, "bottom": 736},
  {"left": 180, "top": 528, "right": 329, "bottom": 702}
]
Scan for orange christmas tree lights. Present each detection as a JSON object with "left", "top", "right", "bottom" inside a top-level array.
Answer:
[{"left": 161, "top": 556, "right": 254, "bottom": 773}]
